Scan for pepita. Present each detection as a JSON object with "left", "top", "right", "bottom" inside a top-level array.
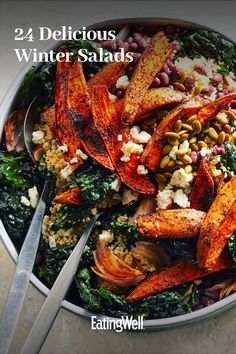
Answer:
[
  {"left": 160, "top": 156, "right": 170, "bottom": 169},
  {"left": 208, "top": 127, "right": 219, "bottom": 140}
]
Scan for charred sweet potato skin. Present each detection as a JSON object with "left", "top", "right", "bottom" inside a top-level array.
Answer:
[
  {"left": 123, "top": 32, "right": 172, "bottom": 125},
  {"left": 126, "top": 256, "right": 231, "bottom": 302},
  {"left": 42, "top": 105, "right": 56, "bottom": 135},
  {"left": 87, "top": 61, "right": 129, "bottom": 96},
  {"left": 53, "top": 186, "right": 83, "bottom": 205},
  {"left": 114, "top": 88, "right": 186, "bottom": 120},
  {"left": 67, "top": 60, "right": 114, "bottom": 170},
  {"left": 140, "top": 96, "right": 206, "bottom": 171},
  {"left": 197, "top": 176, "right": 236, "bottom": 268},
  {"left": 198, "top": 93, "right": 236, "bottom": 125},
  {"left": 189, "top": 161, "right": 214, "bottom": 211},
  {"left": 205, "top": 200, "right": 236, "bottom": 268},
  {"left": 55, "top": 51, "right": 83, "bottom": 166},
  {"left": 137, "top": 209, "right": 205, "bottom": 238},
  {"left": 91, "top": 85, "right": 156, "bottom": 194}
]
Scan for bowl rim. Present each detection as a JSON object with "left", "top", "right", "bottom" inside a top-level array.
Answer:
[{"left": 1, "top": 17, "right": 236, "bottom": 331}]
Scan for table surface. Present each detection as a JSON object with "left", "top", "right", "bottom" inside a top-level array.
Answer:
[{"left": 1, "top": 1, "right": 236, "bottom": 353}]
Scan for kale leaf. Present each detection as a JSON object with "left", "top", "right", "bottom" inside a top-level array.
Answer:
[
  {"left": 221, "top": 142, "right": 236, "bottom": 173},
  {"left": 159, "top": 238, "right": 197, "bottom": 262}
]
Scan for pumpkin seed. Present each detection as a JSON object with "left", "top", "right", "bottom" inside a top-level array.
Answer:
[
  {"left": 174, "top": 120, "right": 182, "bottom": 133},
  {"left": 167, "top": 137, "right": 179, "bottom": 145},
  {"left": 164, "top": 132, "right": 180, "bottom": 139},
  {"left": 186, "top": 115, "right": 198, "bottom": 124},
  {"left": 208, "top": 127, "right": 219, "bottom": 140},
  {"left": 160, "top": 156, "right": 170, "bottom": 169},
  {"left": 182, "top": 154, "right": 192, "bottom": 164},
  {"left": 155, "top": 173, "right": 167, "bottom": 183},
  {"left": 218, "top": 131, "right": 226, "bottom": 144},
  {"left": 173, "top": 82, "right": 186, "bottom": 91},
  {"left": 225, "top": 133, "right": 230, "bottom": 141},
  {"left": 198, "top": 141, "right": 208, "bottom": 149},
  {"left": 163, "top": 172, "right": 172, "bottom": 179},
  {"left": 189, "top": 137, "right": 197, "bottom": 143},
  {"left": 162, "top": 144, "right": 172, "bottom": 155},
  {"left": 179, "top": 134, "right": 189, "bottom": 142},
  {"left": 190, "top": 143, "right": 199, "bottom": 151},
  {"left": 178, "top": 129, "right": 188, "bottom": 136},
  {"left": 223, "top": 110, "right": 236, "bottom": 120},
  {"left": 181, "top": 123, "right": 193, "bottom": 131},
  {"left": 204, "top": 136, "right": 212, "bottom": 144},
  {"left": 175, "top": 160, "right": 184, "bottom": 166},
  {"left": 185, "top": 165, "right": 193, "bottom": 173},
  {"left": 192, "top": 120, "right": 202, "bottom": 134},
  {"left": 167, "top": 160, "right": 175, "bottom": 168},
  {"left": 216, "top": 114, "right": 229, "bottom": 125}
]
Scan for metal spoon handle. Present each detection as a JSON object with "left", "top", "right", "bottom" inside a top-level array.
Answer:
[
  {"left": 20, "top": 214, "right": 99, "bottom": 354},
  {"left": 0, "top": 183, "right": 48, "bottom": 354}
]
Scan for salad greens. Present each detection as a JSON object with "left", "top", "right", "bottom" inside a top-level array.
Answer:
[
  {"left": 178, "top": 29, "right": 236, "bottom": 74},
  {"left": 221, "top": 142, "right": 236, "bottom": 173}
]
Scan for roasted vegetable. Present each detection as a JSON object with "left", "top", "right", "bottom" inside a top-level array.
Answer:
[
  {"left": 137, "top": 209, "right": 205, "bottom": 238},
  {"left": 55, "top": 50, "right": 83, "bottom": 166},
  {"left": 189, "top": 161, "right": 214, "bottom": 211},
  {"left": 114, "top": 88, "right": 186, "bottom": 120},
  {"left": 129, "top": 195, "right": 156, "bottom": 225},
  {"left": 87, "top": 61, "right": 129, "bottom": 95},
  {"left": 198, "top": 93, "right": 236, "bottom": 124},
  {"left": 126, "top": 257, "right": 230, "bottom": 302},
  {"left": 204, "top": 199, "right": 236, "bottom": 268},
  {"left": 4, "top": 110, "right": 25, "bottom": 153},
  {"left": 67, "top": 60, "right": 114, "bottom": 170},
  {"left": 91, "top": 243, "right": 146, "bottom": 288},
  {"left": 160, "top": 239, "right": 197, "bottom": 262},
  {"left": 122, "top": 31, "right": 172, "bottom": 125},
  {"left": 53, "top": 186, "right": 83, "bottom": 205},
  {"left": 91, "top": 85, "right": 156, "bottom": 194},
  {"left": 197, "top": 176, "right": 236, "bottom": 268},
  {"left": 141, "top": 95, "right": 206, "bottom": 171},
  {"left": 42, "top": 105, "right": 56, "bottom": 135}
]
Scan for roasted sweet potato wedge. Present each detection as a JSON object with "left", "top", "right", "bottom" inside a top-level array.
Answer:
[
  {"left": 91, "top": 85, "right": 156, "bottom": 194},
  {"left": 137, "top": 209, "right": 205, "bottom": 238},
  {"left": 140, "top": 95, "right": 207, "bottom": 171},
  {"left": 114, "top": 87, "right": 186, "bottom": 120},
  {"left": 197, "top": 176, "right": 236, "bottom": 268},
  {"left": 122, "top": 31, "right": 172, "bottom": 125},
  {"left": 67, "top": 60, "right": 114, "bottom": 170},
  {"left": 198, "top": 93, "right": 236, "bottom": 125},
  {"left": 54, "top": 186, "right": 83, "bottom": 205},
  {"left": 55, "top": 50, "right": 83, "bottom": 166},
  {"left": 129, "top": 195, "right": 156, "bottom": 225},
  {"left": 42, "top": 105, "right": 56, "bottom": 135},
  {"left": 126, "top": 256, "right": 231, "bottom": 302},
  {"left": 189, "top": 161, "right": 214, "bottom": 211},
  {"left": 205, "top": 200, "right": 236, "bottom": 268},
  {"left": 87, "top": 61, "right": 130, "bottom": 96}
]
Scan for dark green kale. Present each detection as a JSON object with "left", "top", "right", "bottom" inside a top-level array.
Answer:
[
  {"left": 69, "top": 162, "right": 114, "bottom": 204},
  {"left": 37, "top": 243, "right": 74, "bottom": 286},
  {"left": 159, "top": 238, "right": 197, "bottom": 262},
  {"left": 221, "top": 142, "right": 236, "bottom": 174},
  {"left": 228, "top": 233, "right": 236, "bottom": 264},
  {"left": 177, "top": 29, "right": 236, "bottom": 74},
  {"left": 75, "top": 268, "right": 196, "bottom": 319}
]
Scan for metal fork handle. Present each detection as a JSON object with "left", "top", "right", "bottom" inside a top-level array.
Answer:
[
  {"left": 0, "top": 183, "right": 48, "bottom": 354},
  {"left": 20, "top": 214, "right": 100, "bottom": 354}
]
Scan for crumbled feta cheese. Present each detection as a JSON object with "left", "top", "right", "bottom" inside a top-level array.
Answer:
[
  {"left": 49, "top": 236, "right": 56, "bottom": 248},
  {"left": 76, "top": 149, "right": 88, "bottom": 160},
  {"left": 156, "top": 189, "right": 174, "bottom": 210},
  {"left": 169, "top": 145, "right": 179, "bottom": 160},
  {"left": 21, "top": 196, "right": 30, "bottom": 207},
  {"left": 117, "top": 134, "right": 123, "bottom": 141},
  {"left": 109, "top": 92, "right": 118, "bottom": 102},
  {"left": 99, "top": 230, "right": 114, "bottom": 244},
  {"left": 83, "top": 245, "right": 90, "bottom": 253},
  {"left": 130, "top": 126, "right": 151, "bottom": 144},
  {"left": 70, "top": 157, "right": 78, "bottom": 164},
  {"left": 116, "top": 75, "right": 129, "bottom": 90},
  {"left": 170, "top": 168, "right": 193, "bottom": 189},
  {"left": 58, "top": 143, "right": 68, "bottom": 153},
  {"left": 111, "top": 176, "right": 121, "bottom": 192},
  {"left": 122, "top": 189, "right": 139, "bottom": 205},
  {"left": 137, "top": 164, "right": 148, "bottom": 175},
  {"left": 60, "top": 163, "right": 73, "bottom": 179},
  {"left": 200, "top": 147, "right": 211, "bottom": 157},
  {"left": 91, "top": 207, "right": 98, "bottom": 216},
  {"left": 32, "top": 130, "right": 45, "bottom": 145},
  {"left": 28, "top": 186, "right": 39, "bottom": 208},
  {"left": 173, "top": 189, "right": 190, "bottom": 208},
  {"left": 120, "top": 141, "right": 143, "bottom": 162}
]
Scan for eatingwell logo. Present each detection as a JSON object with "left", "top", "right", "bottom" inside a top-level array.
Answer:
[{"left": 91, "top": 316, "right": 144, "bottom": 332}]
